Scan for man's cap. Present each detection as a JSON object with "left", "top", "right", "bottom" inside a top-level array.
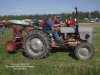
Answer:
[{"left": 47, "top": 14, "right": 52, "bottom": 18}]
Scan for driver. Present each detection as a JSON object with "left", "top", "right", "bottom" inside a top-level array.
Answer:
[{"left": 43, "top": 15, "right": 61, "bottom": 44}]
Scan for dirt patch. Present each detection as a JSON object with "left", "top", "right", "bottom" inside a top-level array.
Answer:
[
  {"left": 0, "top": 53, "right": 3, "bottom": 56},
  {"left": 3, "top": 59, "right": 15, "bottom": 63}
]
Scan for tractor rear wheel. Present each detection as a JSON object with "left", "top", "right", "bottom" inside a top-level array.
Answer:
[
  {"left": 74, "top": 43, "right": 94, "bottom": 60},
  {"left": 23, "top": 30, "right": 52, "bottom": 59}
]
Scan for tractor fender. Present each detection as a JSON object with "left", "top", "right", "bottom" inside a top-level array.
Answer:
[{"left": 28, "top": 29, "right": 51, "bottom": 37}]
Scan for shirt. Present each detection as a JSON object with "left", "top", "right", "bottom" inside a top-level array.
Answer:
[{"left": 46, "top": 19, "right": 53, "bottom": 27}]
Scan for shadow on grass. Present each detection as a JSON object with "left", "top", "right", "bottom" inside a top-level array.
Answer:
[
  {"left": 21, "top": 46, "right": 77, "bottom": 60},
  {"left": 8, "top": 51, "right": 17, "bottom": 54},
  {"left": 51, "top": 47, "right": 77, "bottom": 60}
]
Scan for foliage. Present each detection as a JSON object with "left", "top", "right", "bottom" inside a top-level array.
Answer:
[{"left": 0, "top": 11, "right": 100, "bottom": 21}]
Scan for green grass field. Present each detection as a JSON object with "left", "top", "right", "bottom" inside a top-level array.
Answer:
[{"left": 0, "top": 23, "right": 100, "bottom": 75}]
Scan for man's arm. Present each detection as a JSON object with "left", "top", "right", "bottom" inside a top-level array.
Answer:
[{"left": 53, "top": 24, "right": 61, "bottom": 27}]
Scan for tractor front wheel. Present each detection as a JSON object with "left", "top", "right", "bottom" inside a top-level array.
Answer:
[{"left": 74, "top": 43, "right": 94, "bottom": 60}]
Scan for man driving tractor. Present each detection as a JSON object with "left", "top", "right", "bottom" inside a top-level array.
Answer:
[{"left": 43, "top": 15, "right": 61, "bottom": 45}]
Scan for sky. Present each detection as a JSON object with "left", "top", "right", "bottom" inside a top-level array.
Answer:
[{"left": 0, "top": 0, "right": 100, "bottom": 15}]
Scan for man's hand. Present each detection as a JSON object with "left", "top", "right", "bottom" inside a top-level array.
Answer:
[
  {"left": 51, "top": 27, "right": 54, "bottom": 30},
  {"left": 53, "top": 24, "right": 61, "bottom": 27}
]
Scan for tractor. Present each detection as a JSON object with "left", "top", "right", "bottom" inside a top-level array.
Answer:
[{"left": 3, "top": 7, "right": 94, "bottom": 60}]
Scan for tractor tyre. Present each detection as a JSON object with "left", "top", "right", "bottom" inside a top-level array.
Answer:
[
  {"left": 74, "top": 42, "right": 94, "bottom": 60},
  {"left": 23, "top": 30, "right": 52, "bottom": 59}
]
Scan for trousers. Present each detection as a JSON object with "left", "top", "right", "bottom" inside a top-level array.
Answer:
[{"left": 47, "top": 30, "right": 60, "bottom": 42}]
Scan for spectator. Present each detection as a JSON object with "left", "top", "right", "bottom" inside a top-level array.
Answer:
[
  {"left": 54, "top": 17, "right": 60, "bottom": 25},
  {"left": 0, "top": 19, "right": 5, "bottom": 36}
]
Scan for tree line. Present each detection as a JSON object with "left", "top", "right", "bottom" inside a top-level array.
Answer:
[{"left": 0, "top": 11, "right": 100, "bottom": 21}]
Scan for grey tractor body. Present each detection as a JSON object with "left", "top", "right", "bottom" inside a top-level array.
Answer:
[{"left": 60, "top": 27, "right": 93, "bottom": 44}]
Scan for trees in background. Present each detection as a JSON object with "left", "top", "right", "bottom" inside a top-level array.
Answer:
[{"left": 0, "top": 11, "right": 100, "bottom": 21}]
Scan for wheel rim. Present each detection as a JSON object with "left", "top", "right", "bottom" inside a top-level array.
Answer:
[
  {"left": 26, "top": 37, "right": 45, "bottom": 55},
  {"left": 78, "top": 48, "right": 90, "bottom": 58},
  {"left": 30, "top": 38, "right": 44, "bottom": 52}
]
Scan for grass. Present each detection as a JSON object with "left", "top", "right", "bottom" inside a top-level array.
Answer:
[{"left": 0, "top": 22, "right": 100, "bottom": 75}]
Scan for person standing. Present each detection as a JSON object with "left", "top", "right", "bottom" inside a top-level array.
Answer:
[{"left": 0, "top": 19, "right": 5, "bottom": 36}]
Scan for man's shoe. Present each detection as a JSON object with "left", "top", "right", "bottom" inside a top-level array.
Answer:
[{"left": 56, "top": 41, "right": 61, "bottom": 46}]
